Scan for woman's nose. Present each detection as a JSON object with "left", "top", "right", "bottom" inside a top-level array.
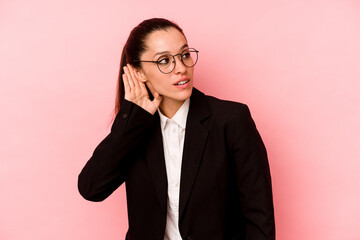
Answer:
[{"left": 173, "top": 56, "right": 186, "bottom": 74}]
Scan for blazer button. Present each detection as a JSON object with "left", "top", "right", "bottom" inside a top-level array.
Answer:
[
  {"left": 122, "top": 113, "right": 128, "bottom": 119},
  {"left": 186, "top": 236, "right": 193, "bottom": 240}
]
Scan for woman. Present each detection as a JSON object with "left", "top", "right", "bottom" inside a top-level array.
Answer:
[{"left": 78, "top": 18, "right": 275, "bottom": 240}]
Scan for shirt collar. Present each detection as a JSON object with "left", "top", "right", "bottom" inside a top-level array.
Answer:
[{"left": 158, "top": 98, "right": 190, "bottom": 130}]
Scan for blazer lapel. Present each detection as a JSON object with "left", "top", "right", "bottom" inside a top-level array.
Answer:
[
  {"left": 145, "top": 114, "right": 168, "bottom": 214},
  {"left": 179, "top": 88, "right": 210, "bottom": 220},
  {"left": 145, "top": 88, "right": 210, "bottom": 217}
]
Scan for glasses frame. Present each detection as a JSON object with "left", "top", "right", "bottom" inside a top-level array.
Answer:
[{"left": 134, "top": 48, "right": 199, "bottom": 74}]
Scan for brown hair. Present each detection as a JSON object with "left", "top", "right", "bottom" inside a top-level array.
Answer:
[{"left": 115, "top": 18, "right": 185, "bottom": 114}]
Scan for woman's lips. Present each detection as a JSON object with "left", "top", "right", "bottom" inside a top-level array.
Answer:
[
  {"left": 173, "top": 76, "right": 190, "bottom": 85},
  {"left": 175, "top": 80, "right": 189, "bottom": 85},
  {"left": 174, "top": 79, "right": 191, "bottom": 89}
]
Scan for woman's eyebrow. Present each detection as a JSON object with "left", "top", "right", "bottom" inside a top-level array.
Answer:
[
  {"left": 153, "top": 44, "right": 189, "bottom": 58},
  {"left": 180, "top": 43, "right": 189, "bottom": 50}
]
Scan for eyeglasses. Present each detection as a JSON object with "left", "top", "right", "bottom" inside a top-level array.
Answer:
[{"left": 134, "top": 48, "right": 199, "bottom": 74}]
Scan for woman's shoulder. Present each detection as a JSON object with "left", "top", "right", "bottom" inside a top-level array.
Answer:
[
  {"left": 205, "top": 94, "right": 246, "bottom": 109},
  {"left": 192, "top": 88, "right": 251, "bottom": 121}
]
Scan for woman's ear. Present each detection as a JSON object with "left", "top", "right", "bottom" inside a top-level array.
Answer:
[{"left": 135, "top": 68, "right": 147, "bottom": 82}]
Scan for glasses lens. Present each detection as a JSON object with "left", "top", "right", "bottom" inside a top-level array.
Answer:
[
  {"left": 181, "top": 48, "right": 198, "bottom": 67},
  {"left": 156, "top": 48, "right": 199, "bottom": 74},
  {"left": 157, "top": 55, "right": 174, "bottom": 74}
]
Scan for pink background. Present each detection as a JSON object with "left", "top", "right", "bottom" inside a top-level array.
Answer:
[{"left": 1, "top": 0, "right": 360, "bottom": 239}]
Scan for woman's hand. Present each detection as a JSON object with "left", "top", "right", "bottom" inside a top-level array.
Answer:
[{"left": 123, "top": 64, "right": 162, "bottom": 115}]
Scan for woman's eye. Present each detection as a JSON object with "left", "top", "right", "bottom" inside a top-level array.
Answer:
[
  {"left": 182, "top": 52, "right": 190, "bottom": 59},
  {"left": 158, "top": 57, "right": 170, "bottom": 65}
]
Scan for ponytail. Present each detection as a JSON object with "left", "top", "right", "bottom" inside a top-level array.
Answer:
[{"left": 115, "top": 44, "right": 127, "bottom": 115}]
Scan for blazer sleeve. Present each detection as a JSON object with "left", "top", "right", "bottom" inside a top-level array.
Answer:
[
  {"left": 78, "top": 100, "right": 157, "bottom": 202},
  {"left": 231, "top": 104, "right": 275, "bottom": 240}
]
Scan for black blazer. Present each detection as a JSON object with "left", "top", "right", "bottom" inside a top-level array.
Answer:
[{"left": 78, "top": 88, "right": 275, "bottom": 240}]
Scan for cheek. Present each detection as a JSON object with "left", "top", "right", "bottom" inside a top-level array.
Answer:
[
  {"left": 145, "top": 75, "right": 168, "bottom": 92},
  {"left": 144, "top": 71, "right": 170, "bottom": 89},
  {"left": 149, "top": 78, "right": 170, "bottom": 92},
  {"left": 142, "top": 68, "right": 160, "bottom": 85}
]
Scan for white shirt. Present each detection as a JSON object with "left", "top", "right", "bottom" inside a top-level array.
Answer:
[{"left": 158, "top": 98, "right": 190, "bottom": 240}]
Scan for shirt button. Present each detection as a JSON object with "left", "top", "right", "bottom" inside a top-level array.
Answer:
[
  {"left": 171, "top": 155, "right": 176, "bottom": 160},
  {"left": 172, "top": 128, "right": 176, "bottom": 133},
  {"left": 175, "top": 182, "right": 179, "bottom": 187}
]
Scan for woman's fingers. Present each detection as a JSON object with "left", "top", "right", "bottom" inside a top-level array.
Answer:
[
  {"left": 123, "top": 67, "right": 161, "bottom": 114},
  {"left": 127, "top": 64, "right": 140, "bottom": 89},
  {"left": 123, "top": 65, "right": 152, "bottom": 104},
  {"left": 125, "top": 64, "right": 147, "bottom": 98},
  {"left": 123, "top": 73, "right": 130, "bottom": 94},
  {"left": 124, "top": 66, "right": 135, "bottom": 90}
]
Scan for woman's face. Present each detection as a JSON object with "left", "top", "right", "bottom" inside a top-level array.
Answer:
[{"left": 137, "top": 27, "right": 194, "bottom": 108}]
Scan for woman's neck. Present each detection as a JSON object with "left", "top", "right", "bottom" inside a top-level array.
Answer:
[{"left": 159, "top": 98, "right": 185, "bottom": 119}]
